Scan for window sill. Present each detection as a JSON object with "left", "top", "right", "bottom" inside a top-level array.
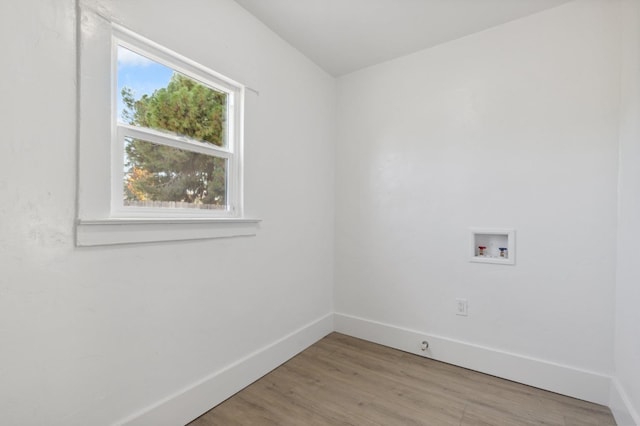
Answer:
[{"left": 76, "top": 217, "right": 260, "bottom": 246}]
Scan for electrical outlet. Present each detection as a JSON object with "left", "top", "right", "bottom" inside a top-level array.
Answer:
[{"left": 456, "top": 298, "right": 468, "bottom": 316}]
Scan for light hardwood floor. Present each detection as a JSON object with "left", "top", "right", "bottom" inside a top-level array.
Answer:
[{"left": 188, "top": 333, "right": 616, "bottom": 425}]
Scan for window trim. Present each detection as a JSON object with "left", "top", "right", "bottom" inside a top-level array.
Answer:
[
  {"left": 76, "top": 9, "right": 259, "bottom": 247},
  {"left": 76, "top": 217, "right": 260, "bottom": 247}
]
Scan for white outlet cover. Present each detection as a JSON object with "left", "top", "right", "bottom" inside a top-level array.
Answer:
[{"left": 456, "top": 298, "right": 468, "bottom": 316}]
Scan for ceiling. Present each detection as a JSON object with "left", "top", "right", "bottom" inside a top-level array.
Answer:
[{"left": 234, "top": 0, "right": 573, "bottom": 76}]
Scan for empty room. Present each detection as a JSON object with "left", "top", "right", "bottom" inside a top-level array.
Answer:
[{"left": 1, "top": 0, "right": 639, "bottom": 425}]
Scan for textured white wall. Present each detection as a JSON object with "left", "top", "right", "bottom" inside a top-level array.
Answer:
[
  {"left": 0, "top": 0, "right": 335, "bottom": 424},
  {"left": 614, "top": 0, "right": 640, "bottom": 423},
  {"left": 335, "top": 0, "right": 619, "bottom": 375}
]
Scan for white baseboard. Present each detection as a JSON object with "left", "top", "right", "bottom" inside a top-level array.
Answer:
[
  {"left": 114, "top": 312, "right": 628, "bottom": 426},
  {"left": 334, "top": 312, "right": 611, "bottom": 406},
  {"left": 115, "top": 313, "right": 334, "bottom": 426},
  {"left": 610, "top": 378, "right": 640, "bottom": 426}
]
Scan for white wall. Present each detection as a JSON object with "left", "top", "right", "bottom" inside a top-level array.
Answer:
[
  {"left": 613, "top": 0, "right": 640, "bottom": 423},
  {"left": 335, "top": 0, "right": 620, "bottom": 399},
  {"left": 0, "top": 0, "right": 335, "bottom": 425}
]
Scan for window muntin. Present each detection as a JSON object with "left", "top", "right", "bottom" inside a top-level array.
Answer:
[{"left": 112, "top": 32, "right": 243, "bottom": 218}]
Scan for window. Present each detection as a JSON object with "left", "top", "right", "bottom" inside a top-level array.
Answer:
[
  {"left": 113, "top": 29, "right": 241, "bottom": 218},
  {"left": 76, "top": 13, "right": 258, "bottom": 246}
]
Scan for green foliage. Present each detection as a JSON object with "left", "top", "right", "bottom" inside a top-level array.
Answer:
[{"left": 122, "top": 73, "right": 227, "bottom": 206}]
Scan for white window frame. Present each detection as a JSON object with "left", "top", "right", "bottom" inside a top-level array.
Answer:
[
  {"left": 76, "top": 8, "right": 259, "bottom": 246},
  {"left": 112, "top": 27, "right": 242, "bottom": 219}
]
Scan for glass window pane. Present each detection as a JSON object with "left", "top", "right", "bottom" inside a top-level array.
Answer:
[
  {"left": 123, "top": 137, "right": 227, "bottom": 210},
  {"left": 117, "top": 46, "right": 229, "bottom": 148}
]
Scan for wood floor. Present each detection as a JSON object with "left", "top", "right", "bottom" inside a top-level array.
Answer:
[{"left": 188, "top": 333, "right": 616, "bottom": 426}]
